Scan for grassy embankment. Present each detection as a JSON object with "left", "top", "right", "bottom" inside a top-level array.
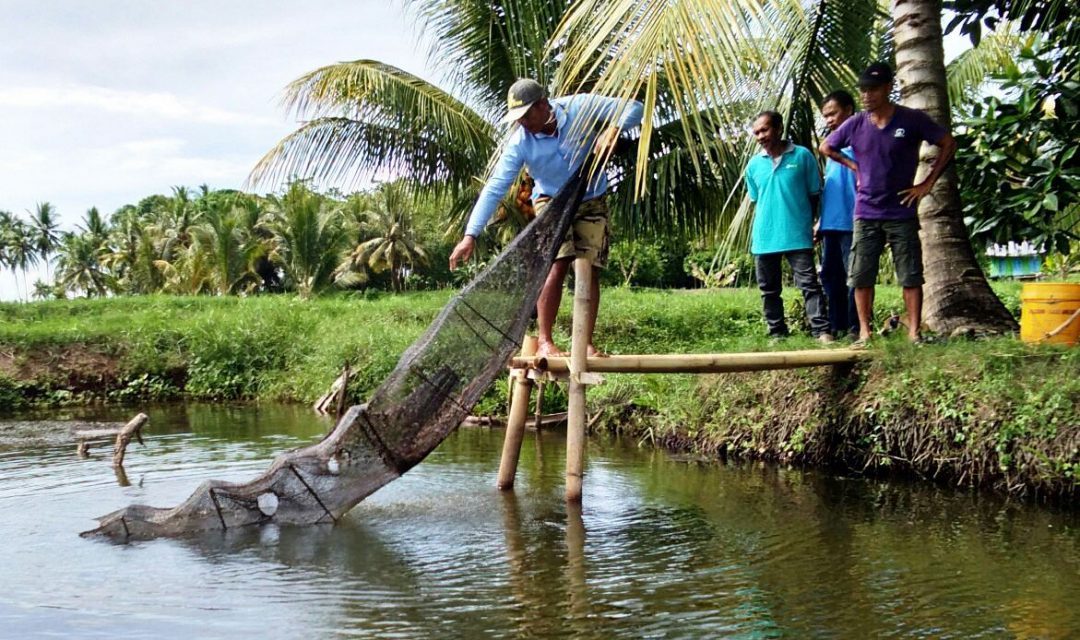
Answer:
[{"left": 0, "top": 283, "right": 1076, "bottom": 500}]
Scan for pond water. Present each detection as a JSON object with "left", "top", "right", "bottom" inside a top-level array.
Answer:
[{"left": 0, "top": 403, "right": 1077, "bottom": 639}]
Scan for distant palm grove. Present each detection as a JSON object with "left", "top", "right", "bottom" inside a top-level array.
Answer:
[
  {"left": 0, "top": 181, "right": 455, "bottom": 300},
  {"left": 1, "top": 0, "right": 1075, "bottom": 305}
]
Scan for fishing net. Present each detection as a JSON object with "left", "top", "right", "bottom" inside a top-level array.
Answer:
[{"left": 84, "top": 173, "right": 588, "bottom": 540}]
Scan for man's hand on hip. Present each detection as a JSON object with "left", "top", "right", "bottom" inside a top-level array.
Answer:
[
  {"left": 449, "top": 235, "right": 476, "bottom": 270},
  {"left": 899, "top": 180, "right": 933, "bottom": 207}
]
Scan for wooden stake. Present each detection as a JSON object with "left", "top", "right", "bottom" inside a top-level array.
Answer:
[
  {"left": 75, "top": 413, "right": 148, "bottom": 466},
  {"left": 497, "top": 336, "right": 538, "bottom": 490},
  {"left": 335, "top": 362, "right": 351, "bottom": 419},
  {"left": 566, "top": 257, "right": 592, "bottom": 502},
  {"left": 111, "top": 413, "right": 149, "bottom": 468}
]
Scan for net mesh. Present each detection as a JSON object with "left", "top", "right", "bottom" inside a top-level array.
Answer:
[{"left": 84, "top": 172, "right": 588, "bottom": 540}]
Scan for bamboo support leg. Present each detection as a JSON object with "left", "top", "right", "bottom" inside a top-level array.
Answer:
[
  {"left": 497, "top": 336, "right": 538, "bottom": 490},
  {"left": 566, "top": 257, "right": 592, "bottom": 502},
  {"left": 533, "top": 381, "right": 545, "bottom": 432}
]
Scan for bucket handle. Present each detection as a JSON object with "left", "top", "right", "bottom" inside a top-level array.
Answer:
[{"left": 1040, "top": 307, "right": 1080, "bottom": 343}]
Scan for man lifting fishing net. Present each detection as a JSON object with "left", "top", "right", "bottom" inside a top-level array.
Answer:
[{"left": 449, "top": 79, "right": 644, "bottom": 358}]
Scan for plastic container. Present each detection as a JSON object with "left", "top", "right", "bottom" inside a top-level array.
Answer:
[{"left": 1020, "top": 282, "right": 1080, "bottom": 345}]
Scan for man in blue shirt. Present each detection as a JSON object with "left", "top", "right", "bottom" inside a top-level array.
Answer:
[
  {"left": 744, "top": 111, "right": 832, "bottom": 342},
  {"left": 449, "top": 79, "right": 643, "bottom": 357},
  {"left": 817, "top": 90, "right": 859, "bottom": 337}
]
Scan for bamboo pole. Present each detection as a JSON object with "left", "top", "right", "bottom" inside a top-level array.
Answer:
[
  {"left": 497, "top": 336, "right": 538, "bottom": 490},
  {"left": 533, "top": 381, "right": 545, "bottom": 432},
  {"left": 566, "top": 257, "right": 592, "bottom": 502},
  {"left": 512, "top": 349, "right": 869, "bottom": 374}
]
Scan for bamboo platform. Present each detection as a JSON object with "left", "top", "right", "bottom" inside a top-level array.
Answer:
[
  {"left": 496, "top": 256, "right": 873, "bottom": 504},
  {"left": 496, "top": 252, "right": 876, "bottom": 500}
]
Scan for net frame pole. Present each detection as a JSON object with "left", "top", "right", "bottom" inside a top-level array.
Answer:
[
  {"left": 497, "top": 336, "right": 538, "bottom": 490},
  {"left": 566, "top": 256, "right": 592, "bottom": 502}
]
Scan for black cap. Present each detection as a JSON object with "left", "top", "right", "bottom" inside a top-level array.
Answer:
[
  {"left": 858, "top": 62, "right": 894, "bottom": 88},
  {"left": 502, "top": 78, "right": 546, "bottom": 123}
]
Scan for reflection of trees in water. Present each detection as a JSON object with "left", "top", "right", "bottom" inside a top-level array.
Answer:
[
  {"left": 137, "top": 428, "right": 1077, "bottom": 637},
  {"left": 624, "top": 451, "right": 1080, "bottom": 637}
]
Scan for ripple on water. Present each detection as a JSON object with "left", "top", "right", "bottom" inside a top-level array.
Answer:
[{"left": 1, "top": 411, "right": 1078, "bottom": 639}]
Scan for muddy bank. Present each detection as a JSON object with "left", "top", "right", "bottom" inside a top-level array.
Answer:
[{"left": 591, "top": 341, "right": 1079, "bottom": 502}]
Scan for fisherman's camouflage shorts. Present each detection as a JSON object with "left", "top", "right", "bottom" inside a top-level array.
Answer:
[{"left": 534, "top": 196, "right": 610, "bottom": 268}]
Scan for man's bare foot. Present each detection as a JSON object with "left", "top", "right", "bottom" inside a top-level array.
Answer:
[
  {"left": 587, "top": 345, "right": 609, "bottom": 358},
  {"left": 536, "top": 341, "right": 569, "bottom": 358},
  {"left": 851, "top": 333, "right": 873, "bottom": 349}
]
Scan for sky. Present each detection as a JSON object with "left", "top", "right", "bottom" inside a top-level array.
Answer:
[
  {"left": 0, "top": 3, "right": 972, "bottom": 301},
  {"left": 0, "top": 0, "right": 435, "bottom": 300}
]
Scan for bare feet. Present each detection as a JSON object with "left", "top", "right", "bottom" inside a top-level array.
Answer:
[
  {"left": 536, "top": 340, "right": 569, "bottom": 358},
  {"left": 535, "top": 341, "right": 608, "bottom": 358},
  {"left": 851, "top": 333, "right": 873, "bottom": 349}
]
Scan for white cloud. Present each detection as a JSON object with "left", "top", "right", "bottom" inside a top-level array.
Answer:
[{"left": 0, "top": 84, "right": 277, "bottom": 126}]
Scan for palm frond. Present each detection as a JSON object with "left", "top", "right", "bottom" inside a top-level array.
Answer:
[
  {"left": 550, "top": 0, "right": 889, "bottom": 248},
  {"left": 946, "top": 28, "right": 1030, "bottom": 107},
  {"left": 407, "top": 0, "right": 570, "bottom": 113},
  {"left": 251, "top": 60, "right": 495, "bottom": 193}
]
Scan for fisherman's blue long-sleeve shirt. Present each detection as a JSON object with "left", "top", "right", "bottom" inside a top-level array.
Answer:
[{"left": 464, "top": 94, "right": 644, "bottom": 238}]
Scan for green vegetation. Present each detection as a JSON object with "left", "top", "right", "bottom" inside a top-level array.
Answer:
[
  {"left": 1, "top": 283, "right": 1074, "bottom": 499},
  {"left": 957, "top": 29, "right": 1080, "bottom": 255}
]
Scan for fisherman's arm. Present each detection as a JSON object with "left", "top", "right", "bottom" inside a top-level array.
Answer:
[
  {"left": 449, "top": 144, "right": 524, "bottom": 269},
  {"left": 805, "top": 149, "right": 823, "bottom": 242}
]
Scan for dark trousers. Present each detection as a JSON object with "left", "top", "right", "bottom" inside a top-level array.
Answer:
[
  {"left": 819, "top": 231, "right": 858, "bottom": 336},
  {"left": 754, "top": 250, "right": 831, "bottom": 337}
]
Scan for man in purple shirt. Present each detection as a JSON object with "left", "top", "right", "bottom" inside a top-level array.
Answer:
[{"left": 819, "top": 63, "right": 957, "bottom": 344}]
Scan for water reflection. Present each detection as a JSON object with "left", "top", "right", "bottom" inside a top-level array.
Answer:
[{"left": 0, "top": 405, "right": 1076, "bottom": 638}]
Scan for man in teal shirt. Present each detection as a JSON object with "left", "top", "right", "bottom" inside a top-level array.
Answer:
[{"left": 744, "top": 111, "right": 832, "bottom": 341}]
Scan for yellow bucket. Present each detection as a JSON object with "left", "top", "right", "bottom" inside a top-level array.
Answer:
[{"left": 1020, "top": 282, "right": 1080, "bottom": 345}]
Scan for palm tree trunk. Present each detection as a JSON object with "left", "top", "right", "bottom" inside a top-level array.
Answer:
[{"left": 891, "top": 0, "right": 1018, "bottom": 335}]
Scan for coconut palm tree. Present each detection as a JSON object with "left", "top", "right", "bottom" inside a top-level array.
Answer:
[
  {"left": 81, "top": 207, "right": 109, "bottom": 246},
  {"left": 104, "top": 207, "right": 164, "bottom": 295},
  {"left": 888, "top": 0, "right": 1017, "bottom": 333},
  {"left": 4, "top": 216, "right": 38, "bottom": 302},
  {"left": 0, "top": 211, "right": 13, "bottom": 293},
  {"left": 56, "top": 232, "right": 111, "bottom": 297},
  {"left": 337, "top": 182, "right": 429, "bottom": 293},
  {"left": 250, "top": 1, "right": 570, "bottom": 237},
  {"left": 154, "top": 186, "right": 200, "bottom": 264},
  {"left": 29, "top": 202, "right": 60, "bottom": 281},
  {"left": 190, "top": 195, "right": 267, "bottom": 295},
  {"left": 268, "top": 181, "right": 347, "bottom": 298}
]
